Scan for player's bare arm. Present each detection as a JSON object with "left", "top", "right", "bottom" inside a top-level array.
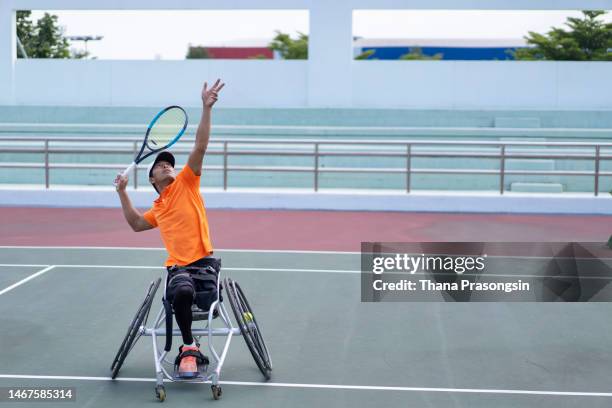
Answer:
[
  {"left": 187, "top": 79, "right": 225, "bottom": 176},
  {"left": 114, "top": 173, "right": 154, "bottom": 232}
]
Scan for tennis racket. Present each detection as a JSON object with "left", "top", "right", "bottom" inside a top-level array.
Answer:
[{"left": 116, "top": 105, "right": 188, "bottom": 183}]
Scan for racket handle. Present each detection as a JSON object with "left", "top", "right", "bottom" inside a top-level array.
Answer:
[
  {"left": 121, "top": 162, "right": 137, "bottom": 177},
  {"left": 113, "top": 162, "right": 136, "bottom": 187}
]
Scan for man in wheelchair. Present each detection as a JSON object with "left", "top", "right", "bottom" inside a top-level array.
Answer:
[{"left": 114, "top": 79, "right": 225, "bottom": 378}]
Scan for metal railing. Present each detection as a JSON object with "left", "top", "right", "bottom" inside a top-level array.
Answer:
[{"left": 1, "top": 136, "right": 612, "bottom": 195}]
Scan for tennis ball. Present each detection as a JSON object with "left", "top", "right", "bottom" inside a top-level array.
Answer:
[{"left": 242, "top": 312, "right": 254, "bottom": 322}]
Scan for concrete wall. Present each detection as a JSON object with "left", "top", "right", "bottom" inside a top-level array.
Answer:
[
  {"left": 1, "top": 187, "right": 611, "bottom": 215},
  {"left": 15, "top": 59, "right": 307, "bottom": 107},
  {"left": 351, "top": 61, "right": 612, "bottom": 110},
  {"left": 11, "top": 59, "right": 612, "bottom": 109},
  {"left": 2, "top": 0, "right": 612, "bottom": 108}
]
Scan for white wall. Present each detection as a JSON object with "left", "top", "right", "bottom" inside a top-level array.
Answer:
[
  {"left": 3, "top": 187, "right": 612, "bottom": 215},
  {"left": 16, "top": 59, "right": 308, "bottom": 107},
  {"left": 3, "top": 0, "right": 612, "bottom": 109},
  {"left": 0, "top": 3, "right": 15, "bottom": 105},
  {"left": 14, "top": 59, "right": 612, "bottom": 109},
  {"left": 352, "top": 61, "right": 612, "bottom": 110}
]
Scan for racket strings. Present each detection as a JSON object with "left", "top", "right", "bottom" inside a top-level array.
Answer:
[{"left": 147, "top": 108, "right": 187, "bottom": 148}]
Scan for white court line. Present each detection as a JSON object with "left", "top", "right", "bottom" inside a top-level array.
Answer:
[
  {"left": 1, "top": 264, "right": 359, "bottom": 274},
  {"left": 0, "top": 264, "right": 48, "bottom": 267},
  {"left": 1, "top": 246, "right": 610, "bottom": 261},
  {"left": 0, "top": 265, "right": 55, "bottom": 296},
  {"left": 0, "top": 246, "right": 360, "bottom": 255},
  {"left": 0, "top": 373, "right": 610, "bottom": 397},
  {"left": 228, "top": 267, "right": 357, "bottom": 274},
  {"left": 223, "top": 248, "right": 359, "bottom": 255},
  {"left": 2, "top": 264, "right": 607, "bottom": 279}
]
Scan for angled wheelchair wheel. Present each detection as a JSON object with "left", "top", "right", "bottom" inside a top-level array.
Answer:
[
  {"left": 224, "top": 278, "right": 272, "bottom": 380},
  {"left": 110, "top": 277, "right": 161, "bottom": 379}
]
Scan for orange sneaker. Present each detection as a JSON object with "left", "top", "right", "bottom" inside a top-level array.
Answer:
[{"left": 177, "top": 345, "right": 200, "bottom": 378}]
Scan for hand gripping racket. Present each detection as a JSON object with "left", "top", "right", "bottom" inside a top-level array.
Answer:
[{"left": 116, "top": 105, "right": 188, "bottom": 184}]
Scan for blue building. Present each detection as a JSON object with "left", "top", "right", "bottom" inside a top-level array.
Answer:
[{"left": 354, "top": 38, "right": 528, "bottom": 60}]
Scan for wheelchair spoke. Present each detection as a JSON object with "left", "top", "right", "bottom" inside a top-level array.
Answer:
[
  {"left": 235, "top": 283, "right": 272, "bottom": 370},
  {"left": 224, "top": 278, "right": 272, "bottom": 379},
  {"left": 110, "top": 277, "right": 161, "bottom": 379}
]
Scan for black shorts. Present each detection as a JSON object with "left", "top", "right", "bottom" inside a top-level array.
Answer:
[{"left": 166, "top": 257, "right": 222, "bottom": 311}]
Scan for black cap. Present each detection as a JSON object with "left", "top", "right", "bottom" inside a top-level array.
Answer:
[{"left": 148, "top": 151, "right": 175, "bottom": 178}]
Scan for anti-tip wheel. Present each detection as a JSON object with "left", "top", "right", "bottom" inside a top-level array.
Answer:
[
  {"left": 155, "top": 385, "right": 166, "bottom": 402},
  {"left": 211, "top": 385, "right": 222, "bottom": 400}
]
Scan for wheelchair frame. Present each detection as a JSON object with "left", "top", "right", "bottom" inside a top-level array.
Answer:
[{"left": 110, "top": 263, "right": 272, "bottom": 402}]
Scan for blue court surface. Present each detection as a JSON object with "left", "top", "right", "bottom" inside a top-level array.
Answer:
[{"left": 1, "top": 246, "right": 612, "bottom": 407}]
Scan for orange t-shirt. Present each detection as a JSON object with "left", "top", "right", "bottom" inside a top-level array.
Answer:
[{"left": 143, "top": 166, "right": 213, "bottom": 266}]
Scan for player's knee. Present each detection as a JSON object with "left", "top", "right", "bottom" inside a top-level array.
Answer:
[{"left": 173, "top": 285, "right": 194, "bottom": 303}]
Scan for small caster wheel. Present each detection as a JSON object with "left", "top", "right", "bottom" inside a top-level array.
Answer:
[
  {"left": 155, "top": 385, "right": 166, "bottom": 402},
  {"left": 211, "top": 385, "right": 222, "bottom": 400}
]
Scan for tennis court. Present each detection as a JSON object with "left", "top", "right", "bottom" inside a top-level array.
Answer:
[{"left": 1, "top": 246, "right": 612, "bottom": 407}]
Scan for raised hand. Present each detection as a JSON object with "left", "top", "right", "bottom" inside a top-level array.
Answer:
[{"left": 201, "top": 79, "right": 225, "bottom": 109}]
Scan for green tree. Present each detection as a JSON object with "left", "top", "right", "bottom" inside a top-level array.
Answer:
[
  {"left": 399, "top": 47, "right": 443, "bottom": 60},
  {"left": 186, "top": 46, "right": 210, "bottom": 59},
  {"left": 34, "top": 13, "right": 70, "bottom": 58},
  {"left": 16, "top": 11, "right": 75, "bottom": 58},
  {"left": 514, "top": 11, "right": 612, "bottom": 61},
  {"left": 268, "top": 31, "right": 308, "bottom": 59},
  {"left": 16, "top": 11, "right": 35, "bottom": 57}
]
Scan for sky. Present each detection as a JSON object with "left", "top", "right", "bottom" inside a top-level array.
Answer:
[{"left": 28, "top": 10, "right": 612, "bottom": 60}]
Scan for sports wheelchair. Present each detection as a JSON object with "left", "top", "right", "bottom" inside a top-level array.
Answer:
[{"left": 109, "top": 258, "right": 272, "bottom": 401}]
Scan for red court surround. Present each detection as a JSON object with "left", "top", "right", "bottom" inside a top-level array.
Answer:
[{"left": 1, "top": 208, "right": 610, "bottom": 251}]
